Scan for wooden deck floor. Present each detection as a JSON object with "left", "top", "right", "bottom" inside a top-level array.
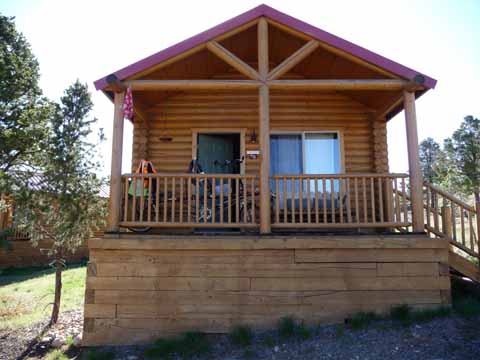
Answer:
[{"left": 83, "top": 233, "right": 450, "bottom": 345}]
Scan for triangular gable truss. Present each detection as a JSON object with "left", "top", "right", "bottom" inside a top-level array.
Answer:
[{"left": 95, "top": 4, "right": 436, "bottom": 91}]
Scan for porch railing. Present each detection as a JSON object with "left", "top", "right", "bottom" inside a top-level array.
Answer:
[
  {"left": 270, "top": 174, "right": 411, "bottom": 228},
  {"left": 120, "top": 173, "right": 258, "bottom": 228},
  {"left": 424, "top": 182, "right": 479, "bottom": 258}
]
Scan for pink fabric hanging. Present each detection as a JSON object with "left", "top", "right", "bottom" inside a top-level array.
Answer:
[{"left": 123, "top": 87, "right": 134, "bottom": 121}]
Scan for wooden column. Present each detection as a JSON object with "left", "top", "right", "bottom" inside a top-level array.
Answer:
[
  {"left": 259, "top": 84, "right": 271, "bottom": 233},
  {"left": 258, "top": 18, "right": 270, "bottom": 233},
  {"left": 403, "top": 91, "right": 424, "bottom": 232},
  {"left": 108, "top": 91, "right": 125, "bottom": 232}
]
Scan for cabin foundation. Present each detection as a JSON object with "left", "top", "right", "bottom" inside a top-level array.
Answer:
[{"left": 83, "top": 233, "right": 449, "bottom": 345}]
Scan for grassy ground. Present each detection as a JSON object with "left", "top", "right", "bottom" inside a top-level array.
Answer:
[{"left": 0, "top": 263, "right": 86, "bottom": 329}]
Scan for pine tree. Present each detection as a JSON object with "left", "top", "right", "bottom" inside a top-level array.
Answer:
[{"left": 14, "top": 81, "right": 107, "bottom": 324}]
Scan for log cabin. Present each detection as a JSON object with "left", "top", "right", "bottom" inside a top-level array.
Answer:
[{"left": 84, "top": 4, "right": 480, "bottom": 345}]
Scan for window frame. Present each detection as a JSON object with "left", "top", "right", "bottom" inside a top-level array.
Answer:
[{"left": 269, "top": 130, "right": 345, "bottom": 175}]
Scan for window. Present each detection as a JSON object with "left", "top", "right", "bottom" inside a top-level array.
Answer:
[
  {"left": 270, "top": 132, "right": 341, "bottom": 197},
  {"left": 270, "top": 132, "right": 341, "bottom": 175}
]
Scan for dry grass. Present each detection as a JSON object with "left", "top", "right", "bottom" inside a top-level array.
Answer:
[{"left": 0, "top": 264, "right": 86, "bottom": 329}]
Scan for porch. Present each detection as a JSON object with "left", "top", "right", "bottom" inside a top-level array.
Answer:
[
  {"left": 119, "top": 173, "right": 411, "bottom": 231},
  {"left": 103, "top": 15, "right": 427, "bottom": 235}
]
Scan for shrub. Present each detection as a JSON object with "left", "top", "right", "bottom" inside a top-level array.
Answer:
[
  {"left": 348, "top": 312, "right": 379, "bottom": 330},
  {"left": 454, "top": 297, "right": 480, "bottom": 318},
  {"left": 411, "top": 306, "right": 451, "bottom": 322},
  {"left": 145, "top": 331, "right": 211, "bottom": 359},
  {"left": 390, "top": 304, "right": 412, "bottom": 325},
  {"left": 277, "top": 316, "right": 296, "bottom": 338},
  {"left": 83, "top": 350, "right": 115, "bottom": 360},
  {"left": 45, "top": 350, "right": 68, "bottom": 360},
  {"left": 277, "top": 316, "right": 311, "bottom": 339},
  {"left": 229, "top": 325, "right": 253, "bottom": 346}
]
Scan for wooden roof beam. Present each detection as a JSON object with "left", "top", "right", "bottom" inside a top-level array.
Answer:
[
  {"left": 106, "top": 74, "right": 127, "bottom": 93},
  {"left": 125, "top": 80, "right": 260, "bottom": 91},
  {"left": 268, "top": 79, "right": 410, "bottom": 91},
  {"left": 206, "top": 41, "right": 260, "bottom": 80},
  {"left": 268, "top": 40, "right": 320, "bottom": 80}
]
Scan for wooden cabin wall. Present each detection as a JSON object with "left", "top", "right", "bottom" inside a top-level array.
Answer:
[{"left": 131, "top": 90, "right": 389, "bottom": 175}]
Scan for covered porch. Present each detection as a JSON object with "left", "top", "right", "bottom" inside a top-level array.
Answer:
[{"left": 101, "top": 14, "right": 432, "bottom": 235}]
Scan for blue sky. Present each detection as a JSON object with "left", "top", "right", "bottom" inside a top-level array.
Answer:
[{"left": 1, "top": 0, "right": 479, "bottom": 175}]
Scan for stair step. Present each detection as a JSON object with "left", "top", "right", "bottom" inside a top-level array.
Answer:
[{"left": 449, "top": 250, "right": 479, "bottom": 282}]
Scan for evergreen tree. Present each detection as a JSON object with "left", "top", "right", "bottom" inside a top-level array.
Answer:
[
  {"left": 446, "top": 116, "right": 480, "bottom": 203},
  {"left": 0, "top": 14, "right": 52, "bottom": 176},
  {"left": 14, "top": 81, "right": 107, "bottom": 324},
  {"left": 419, "top": 137, "right": 441, "bottom": 183}
]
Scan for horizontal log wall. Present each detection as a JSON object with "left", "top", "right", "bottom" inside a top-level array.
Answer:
[
  {"left": 83, "top": 234, "right": 449, "bottom": 345},
  {"left": 0, "top": 237, "right": 95, "bottom": 268},
  {"left": 132, "top": 90, "right": 384, "bottom": 174}
]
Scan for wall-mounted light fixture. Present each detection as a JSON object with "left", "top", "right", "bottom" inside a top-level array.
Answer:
[{"left": 250, "top": 129, "right": 257, "bottom": 144}]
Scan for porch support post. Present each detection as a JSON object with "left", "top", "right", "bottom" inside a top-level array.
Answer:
[
  {"left": 403, "top": 90, "right": 424, "bottom": 232},
  {"left": 108, "top": 91, "right": 125, "bottom": 232},
  {"left": 258, "top": 17, "right": 271, "bottom": 234}
]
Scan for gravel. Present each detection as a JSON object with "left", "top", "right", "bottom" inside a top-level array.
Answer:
[
  {"left": 2, "top": 312, "right": 480, "bottom": 359},
  {"left": 93, "top": 315, "right": 480, "bottom": 360}
]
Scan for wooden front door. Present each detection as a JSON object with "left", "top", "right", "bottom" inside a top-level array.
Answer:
[{"left": 197, "top": 133, "right": 240, "bottom": 174}]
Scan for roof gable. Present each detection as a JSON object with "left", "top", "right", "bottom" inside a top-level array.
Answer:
[{"left": 94, "top": 4, "right": 436, "bottom": 91}]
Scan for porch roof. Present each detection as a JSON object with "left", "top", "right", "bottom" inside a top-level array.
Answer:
[{"left": 94, "top": 4, "right": 437, "bottom": 92}]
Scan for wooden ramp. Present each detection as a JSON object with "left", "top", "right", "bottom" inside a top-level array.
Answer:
[{"left": 423, "top": 182, "right": 479, "bottom": 283}]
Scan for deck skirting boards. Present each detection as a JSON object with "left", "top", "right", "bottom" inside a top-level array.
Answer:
[{"left": 83, "top": 234, "right": 450, "bottom": 345}]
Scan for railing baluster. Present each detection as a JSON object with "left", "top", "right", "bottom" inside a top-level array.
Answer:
[
  {"left": 163, "top": 177, "right": 168, "bottom": 223},
  {"left": 331, "top": 178, "right": 335, "bottom": 224},
  {"left": 346, "top": 178, "right": 352, "bottom": 223},
  {"left": 378, "top": 177, "right": 384, "bottom": 223},
  {"left": 307, "top": 178, "right": 311, "bottom": 224},
  {"left": 370, "top": 177, "right": 375, "bottom": 223},
  {"left": 155, "top": 177, "right": 160, "bottom": 222},
  {"left": 195, "top": 177, "right": 199, "bottom": 223},
  {"left": 220, "top": 178, "right": 224, "bottom": 224},
  {"left": 139, "top": 176, "right": 145, "bottom": 222},
  {"left": 362, "top": 177, "right": 367, "bottom": 223},
  {"left": 147, "top": 177, "right": 152, "bottom": 222},
  {"left": 393, "top": 178, "right": 400, "bottom": 223},
  {"left": 283, "top": 177, "right": 287, "bottom": 223},
  {"left": 171, "top": 177, "right": 176, "bottom": 222},
  {"left": 451, "top": 202, "right": 456, "bottom": 241},
  {"left": 323, "top": 178, "right": 327, "bottom": 223},
  {"left": 187, "top": 177, "right": 191, "bottom": 223},
  {"left": 275, "top": 178, "right": 280, "bottom": 224},
  {"left": 469, "top": 209, "right": 474, "bottom": 250},
  {"left": 227, "top": 178, "right": 232, "bottom": 224},
  {"left": 131, "top": 178, "right": 137, "bottom": 222},
  {"left": 203, "top": 176, "right": 208, "bottom": 223},
  {"left": 314, "top": 179, "right": 319, "bottom": 224},
  {"left": 339, "top": 178, "right": 344, "bottom": 223},
  {"left": 433, "top": 190, "right": 439, "bottom": 232},
  {"left": 460, "top": 206, "right": 466, "bottom": 246},
  {"left": 212, "top": 177, "right": 216, "bottom": 224},
  {"left": 299, "top": 177, "right": 303, "bottom": 224},
  {"left": 426, "top": 184, "right": 431, "bottom": 230},
  {"left": 251, "top": 177, "right": 255, "bottom": 224},
  {"left": 401, "top": 177, "right": 407, "bottom": 223},
  {"left": 290, "top": 177, "right": 295, "bottom": 224},
  {"left": 243, "top": 178, "right": 247, "bottom": 224},
  {"left": 124, "top": 177, "right": 129, "bottom": 222},
  {"left": 179, "top": 178, "right": 184, "bottom": 223},
  {"left": 236, "top": 178, "right": 240, "bottom": 224},
  {"left": 354, "top": 178, "right": 359, "bottom": 224}
]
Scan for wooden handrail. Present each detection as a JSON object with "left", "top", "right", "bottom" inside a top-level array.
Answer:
[
  {"left": 120, "top": 173, "right": 258, "bottom": 228},
  {"left": 271, "top": 173, "right": 408, "bottom": 179},
  {"left": 423, "top": 182, "right": 479, "bottom": 262},
  {"left": 270, "top": 174, "right": 410, "bottom": 229},
  {"left": 425, "top": 182, "right": 475, "bottom": 212}
]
